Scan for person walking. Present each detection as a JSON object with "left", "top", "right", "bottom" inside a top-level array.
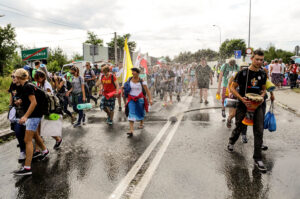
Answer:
[
  {"left": 270, "top": 59, "right": 282, "bottom": 88},
  {"left": 196, "top": 58, "right": 213, "bottom": 105},
  {"left": 67, "top": 66, "right": 86, "bottom": 128},
  {"left": 98, "top": 66, "right": 119, "bottom": 125},
  {"left": 227, "top": 50, "right": 268, "bottom": 172},
  {"left": 217, "top": 59, "right": 239, "bottom": 118},
  {"left": 84, "top": 62, "right": 98, "bottom": 105},
  {"left": 189, "top": 63, "right": 197, "bottom": 96},
  {"left": 13, "top": 69, "right": 49, "bottom": 176},
  {"left": 289, "top": 61, "right": 299, "bottom": 89},
  {"left": 124, "top": 67, "right": 153, "bottom": 137}
]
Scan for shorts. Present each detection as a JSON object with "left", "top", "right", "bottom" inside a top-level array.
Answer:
[
  {"left": 198, "top": 81, "right": 209, "bottom": 89},
  {"left": 100, "top": 96, "right": 116, "bottom": 111},
  {"left": 26, "top": 118, "right": 42, "bottom": 131}
]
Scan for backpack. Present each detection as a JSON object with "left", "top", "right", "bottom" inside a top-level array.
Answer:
[
  {"left": 84, "top": 69, "right": 95, "bottom": 86},
  {"left": 101, "top": 74, "right": 117, "bottom": 88},
  {"left": 124, "top": 77, "right": 146, "bottom": 98},
  {"left": 223, "top": 64, "right": 239, "bottom": 79},
  {"left": 29, "top": 83, "right": 62, "bottom": 115},
  {"left": 78, "top": 76, "right": 89, "bottom": 97}
]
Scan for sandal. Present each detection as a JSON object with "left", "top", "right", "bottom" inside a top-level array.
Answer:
[
  {"left": 138, "top": 125, "right": 144, "bottom": 129},
  {"left": 127, "top": 132, "right": 133, "bottom": 138}
]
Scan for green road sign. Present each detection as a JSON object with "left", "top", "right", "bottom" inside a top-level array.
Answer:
[{"left": 21, "top": 47, "right": 48, "bottom": 61}]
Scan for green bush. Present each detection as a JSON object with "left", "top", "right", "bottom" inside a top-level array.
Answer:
[{"left": 0, "top": 76, "right": 11, "bottom": 113}]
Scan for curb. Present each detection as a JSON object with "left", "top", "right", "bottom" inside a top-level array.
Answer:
[
  {"left": 0, "top": 128, "right": 14, "bottom": 141},
  {"left": 274, "top": 101, "right": 300, "bottom": 117}
]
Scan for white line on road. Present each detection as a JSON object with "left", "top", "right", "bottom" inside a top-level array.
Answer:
[
  {"left": 108, "top": 95, "right": 190, "bottom": 199},
  {"left": 130, "top": 113, "right": 184, "bottom": 199},
  {"left": 129, "top": 96, "right": 193, "bottom": 199}
]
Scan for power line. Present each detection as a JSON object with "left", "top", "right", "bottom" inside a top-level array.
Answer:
[{"left": 0, "top": 3, "right": 85, "bottom": 30}]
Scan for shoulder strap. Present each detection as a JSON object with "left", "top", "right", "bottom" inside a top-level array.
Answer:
[{"left": 111, "top": 74, "right": 116, "bottom": 88}]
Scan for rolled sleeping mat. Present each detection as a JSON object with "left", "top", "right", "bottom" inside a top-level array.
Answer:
[
  {"left": 77, "top": 103, "right": 93, "bottom": 110},
  {"left": 46, "top": 113, "right": 60, "bottom": 120},
  {"left": 224, "top": 98, "right": 238, "bottom": 108}
]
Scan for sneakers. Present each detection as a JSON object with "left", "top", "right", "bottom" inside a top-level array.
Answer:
[
  {"left": 14, "top": 167, "right": 32, "bottom": 176},
  {"left": 241, "top": 135, "right": 248, "bottom": 143},
  {"left": 107, "top": 118, "right": 113, "bottom": 125},
  {"left": 177, "top": 95, "right": 180, "bottom": 102},
  {"left": 255, "top": 160, "right": 267, "bottom": 172},
  {"left": 222, "top": 109, "right": 226, "bottom": 118},
  {"left": 200, "top": 99, "right": 203, "bottom": 103},
  {"left": 261, "top": 145, "right": 268, "bottom": 151},
  {"left": 32, "top": 151, "right": 42, "bottom": 160},
  {"left": 18, "top": 152, "right": 26, "bottom": 163},
  {"left": 53, "top": 139, "right": 62, "bottom": 150},
  {"left": 73, "top": 122, "right": 81, "bottom": 128},
  {"left": 204, "top": 100, "right": 209, "bottom": 105},
  {"left": 82, "top": 114, "right": 86, "bottom": 125},
  {"left": 227, "top": 144, "right": 234, "bottom": 152},
  {"left": 40, "top": 150, "right": 49, "bottom": 161}
]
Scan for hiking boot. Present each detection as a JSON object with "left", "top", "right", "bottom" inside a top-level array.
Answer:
[
  {"left": 227, "top": 144, "right": 234, "bottom": 152},
  {"left": 255, "top": 160, "right": 267, "bottom": 172},
  {"left": 241, "top": 135, "right": 248, "bottom": 143},
  {"left": 14, "top": 167, "right": 32, "bottom": 176}
]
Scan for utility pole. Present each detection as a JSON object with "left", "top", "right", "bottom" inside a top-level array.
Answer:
[
  {"left": 248, "top": 0, "right": 252, "bottom": 48},
  {"left": 114, "top": 32, "right": 118, "bottom": 64}
]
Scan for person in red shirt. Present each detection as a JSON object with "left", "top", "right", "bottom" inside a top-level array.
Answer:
[{"left": 98, "top": 65, "right": 119, "bottom": 125}]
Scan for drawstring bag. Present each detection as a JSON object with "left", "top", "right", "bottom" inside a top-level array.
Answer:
[
  {"left": 264, "top": 102, "right": 276, "bottom": 132},
  {"left": 264, "top": 104, "right": 272, "bottom": 129},
  {"left": 268, "top": 104, "right": 277, "bottom": 132}
]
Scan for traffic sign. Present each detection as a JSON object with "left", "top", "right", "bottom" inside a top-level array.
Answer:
[
  {"left": 21, "top": 47, "right": 48, "bottom": 61},
  {"left": 234, "top": 50, "right": 242, "bottom": 59},
  {"left": 246, "top": 48, "right": 252, "bottom": 55}
]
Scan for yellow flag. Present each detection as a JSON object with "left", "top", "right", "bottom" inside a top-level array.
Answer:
[{"left": 122, "top": 38, "right": 133, "bottom": 84}]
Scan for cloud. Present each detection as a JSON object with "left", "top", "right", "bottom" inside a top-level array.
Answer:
[{"left": 0, "top": 0, "right": 299, "bottom": 59}]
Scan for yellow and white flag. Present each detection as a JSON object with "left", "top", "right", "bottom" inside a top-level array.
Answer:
[{"left": 122, "top": 38, "right": 133, "bottom": 84}]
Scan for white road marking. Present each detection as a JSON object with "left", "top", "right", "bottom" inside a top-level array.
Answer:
[
  {"left": 129, "top": 96, "right": 193, "bottom": 199},
  {"left": 109, "top": 95, "right": 190, "bottom": 199}
]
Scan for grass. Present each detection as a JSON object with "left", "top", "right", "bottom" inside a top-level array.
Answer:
[
  {"left": 292, "top": 88, "right": 300, "bottom": 93},
  {"left": 0, "top": 76, "right": 11, "bottom": 114}
]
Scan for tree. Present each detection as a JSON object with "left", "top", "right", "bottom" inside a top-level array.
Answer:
[
  {"left": 173, "top": 49, "right": 219, "bottom": 63},
  {"left": 71, "top": 53, "right": 83, "bottom": 61},
  {"left": 47, "top": 60, "right": 60, "bottom": 73},
  {"left": 47, "top": 47, "right": 68, "bottom": 71},
  {"left": 107, "top": 33, "right": 136, "bottom": 52},
  {"left": 85, "top": 31, "right": 103, "bottom": 46},
  {"left": 264, "top": 45, "right": 294, "bottom": 63},
  {"left": 219, "top": 39, "right": 246, "bottom": 60},
  {"left": 0, "top": 24, "right": 18, "bottom": 75}
]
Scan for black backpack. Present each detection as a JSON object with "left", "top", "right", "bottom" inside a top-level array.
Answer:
[{"left": 29, "top": 83, "right": 63, "bottom": 115}]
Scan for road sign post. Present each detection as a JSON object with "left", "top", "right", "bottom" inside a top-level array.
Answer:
[{"left": 21, "top": 47, "right": 48, "bottom": 61}]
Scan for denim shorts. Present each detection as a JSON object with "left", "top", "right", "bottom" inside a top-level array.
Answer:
[{"left": 26, "top": 118, "right": 42, "bottom": 131}]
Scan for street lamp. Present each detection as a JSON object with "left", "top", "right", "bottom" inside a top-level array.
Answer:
[
  {"left": 213, "top": 25, "right": 222, "bottom": 47},
  {"left": 248, "top": 0, "right": 252, "bottom": 48}
]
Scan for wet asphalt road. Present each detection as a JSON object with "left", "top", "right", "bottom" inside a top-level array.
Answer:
[{"left": 0, "top": 85, "right": 300, "bottom": 199}]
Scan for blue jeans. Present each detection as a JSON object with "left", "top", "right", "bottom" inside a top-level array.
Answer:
[
  {"left": 14, "top": 123, "right": 26, "bottom": 152},
  {"left": 72, "top": 94, "right": 83, "bottom": 123},
  {"left": 63, "top": 96, "right": 72, "bottom": 117}
]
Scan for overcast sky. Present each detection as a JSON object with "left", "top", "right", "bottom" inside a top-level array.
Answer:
[{"left": 0, "top": 0, "right": 299, "bottom": 59}]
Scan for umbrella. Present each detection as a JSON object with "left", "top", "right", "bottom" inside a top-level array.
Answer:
[{"left": 295, "top": 58, "right": 300, "bottom": 64}]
